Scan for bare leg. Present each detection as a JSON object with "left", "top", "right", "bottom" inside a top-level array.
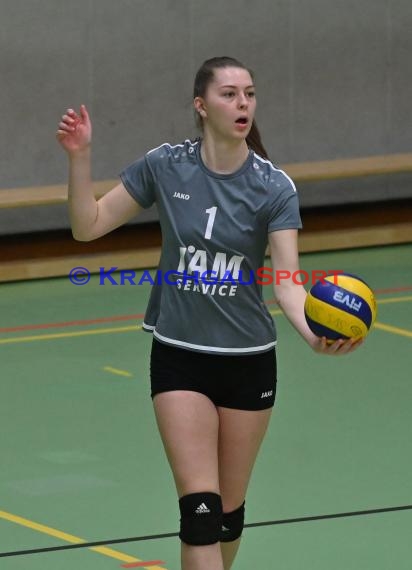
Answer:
[
  {"left": 153, "top": 391, "right": 224, "bottom": 570},
  {"left": 217, "top": 406, "right": 273, "bottom": 569}
]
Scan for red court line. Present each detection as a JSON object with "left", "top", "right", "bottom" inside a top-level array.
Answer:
[
  {"left": 266, "top": 285, "right": 412, "bottom": 305},
  {"left": 1, "top": 285, "right": 411, "bottom": 334},
  {"left": 0, "top": 314, "right": 144, "bottom": 334},
  {"left": 373, "top": 285, "right": 412, "bottom": 294},
  {"left": 121, "top": 562, "right": 165, "bottom": 568}
]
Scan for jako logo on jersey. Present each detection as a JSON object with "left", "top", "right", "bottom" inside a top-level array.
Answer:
[
  {"left": 173, "top": 191, "right": 190, "bottom": 200},
  {"left": 177, "top": 246, "right": 244, "bottom": 280},
  {"left": 332, "top": 291, "right": 362, "bottom": 312},
  {"left": 261, "top": 391, "right": 273, "bottom": 399}
]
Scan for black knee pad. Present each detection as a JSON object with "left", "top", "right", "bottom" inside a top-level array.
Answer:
[
  {"left": 220, "top": 502, "right": 245, "bottom": 542},
  {"left": 179, "top": 492, "right": 223, "bottom": 545}
]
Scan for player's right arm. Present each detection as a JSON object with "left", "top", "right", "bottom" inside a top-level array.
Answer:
[{"left": 56, "top": 105, "right": 141, "bottom": 241}]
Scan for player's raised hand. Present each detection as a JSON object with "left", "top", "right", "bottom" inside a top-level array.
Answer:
[{"left": 56, "top": 105, "right": 92, "bottom": 155}]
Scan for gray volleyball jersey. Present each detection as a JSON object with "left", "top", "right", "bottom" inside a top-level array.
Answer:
[{"left": 120, "top": 139, "right": 302, "bottom": 354}]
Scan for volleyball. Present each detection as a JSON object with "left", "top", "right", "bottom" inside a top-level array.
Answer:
[{"left": 304, "top": 273, "right": 377, "bottom": 340}]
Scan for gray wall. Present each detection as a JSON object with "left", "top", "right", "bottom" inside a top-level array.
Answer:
[{"left": 1, "top": 0, "right": 411, "bottom": 233}]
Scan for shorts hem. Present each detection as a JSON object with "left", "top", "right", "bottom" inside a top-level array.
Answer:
[{"left": 151, "top": 387, "right": 275, "bottom": 412}]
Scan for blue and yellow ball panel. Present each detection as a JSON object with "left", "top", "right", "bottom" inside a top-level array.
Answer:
[{"left": 304, "top": 273, "right": 377, "bottom": 340}]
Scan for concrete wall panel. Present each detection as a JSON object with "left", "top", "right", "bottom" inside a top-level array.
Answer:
[{"left": 1, "top": 0, "right": 411, "bottom": 233}]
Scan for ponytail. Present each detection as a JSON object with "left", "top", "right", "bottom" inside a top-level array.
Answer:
[{"left": 246, "top": 120, "right": 270, "bottom": 160}]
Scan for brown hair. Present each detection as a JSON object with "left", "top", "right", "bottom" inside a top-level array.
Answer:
[{"left": 193, "top": 57, "right": 270, "bottom": 160}]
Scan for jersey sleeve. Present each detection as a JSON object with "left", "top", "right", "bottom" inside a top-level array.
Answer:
[
  {"left": 267, "top": 171, "right": 302, "bottom": 232},
  {"left": 119, "top": 154, "right": 156, "bottom": 208}
]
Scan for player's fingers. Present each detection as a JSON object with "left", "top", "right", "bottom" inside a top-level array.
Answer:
[
  {"left": 314, "top": 336, "right": 335, "bottom": 354},
  {"left": 62, "top": 114, "right": 75, "bottom": 124},
  {"left": 318, "top": 337, "right": 325, "bottom": 350},
  {"left": 327, "top": 338, "right": 346, "bottom": 354},
  {"left": 344, "top": 338, "right": 364, "bottom": 353},
  {"left": 79, "top": 104, "right": 89, "bottom": 122},
  {"left": 58, "top": 121, "right": 75, "bottom": 132},
  {"left": 336, "top": 338, "right": 363, "bottom": 354},
  {"left": 65, "top": 108, "right": 80, "bottom": 125}
]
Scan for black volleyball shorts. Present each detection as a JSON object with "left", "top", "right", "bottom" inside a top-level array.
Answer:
[{"left": 150, "top": 338, "right": 277, "bottom": 411}]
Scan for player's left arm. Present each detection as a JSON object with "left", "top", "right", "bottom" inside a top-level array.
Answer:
[{"left": 268, "top": 229, "right": 361, "bottom": 355}]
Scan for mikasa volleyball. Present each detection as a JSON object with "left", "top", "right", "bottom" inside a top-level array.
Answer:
[{"left": 304, "top": 273, "right": 377, "bottom": 341}]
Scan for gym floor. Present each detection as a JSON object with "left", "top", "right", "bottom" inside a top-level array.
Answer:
[{"left": 1, "top": 243, "right": 411, "bottom": 569}]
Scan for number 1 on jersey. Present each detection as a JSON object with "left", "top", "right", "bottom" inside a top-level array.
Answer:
[{"left": 204, "top": 206, "right": 217, "bottom": 240}]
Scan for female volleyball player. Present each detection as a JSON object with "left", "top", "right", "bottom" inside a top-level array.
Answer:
[{"left": 57, "top": 57, "right": 362, "bottom": 570}]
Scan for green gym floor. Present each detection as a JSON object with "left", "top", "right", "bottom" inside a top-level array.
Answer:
[{"left": 1, "top": 243, "right": 411, "bottom": 569}]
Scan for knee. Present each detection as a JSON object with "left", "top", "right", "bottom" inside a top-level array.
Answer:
[
  {"left": 179, "top": 492, "right": 223, "bottom": 546},
  {"left": 220, "top": 502, "right": 245, "bottom": 542}
]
